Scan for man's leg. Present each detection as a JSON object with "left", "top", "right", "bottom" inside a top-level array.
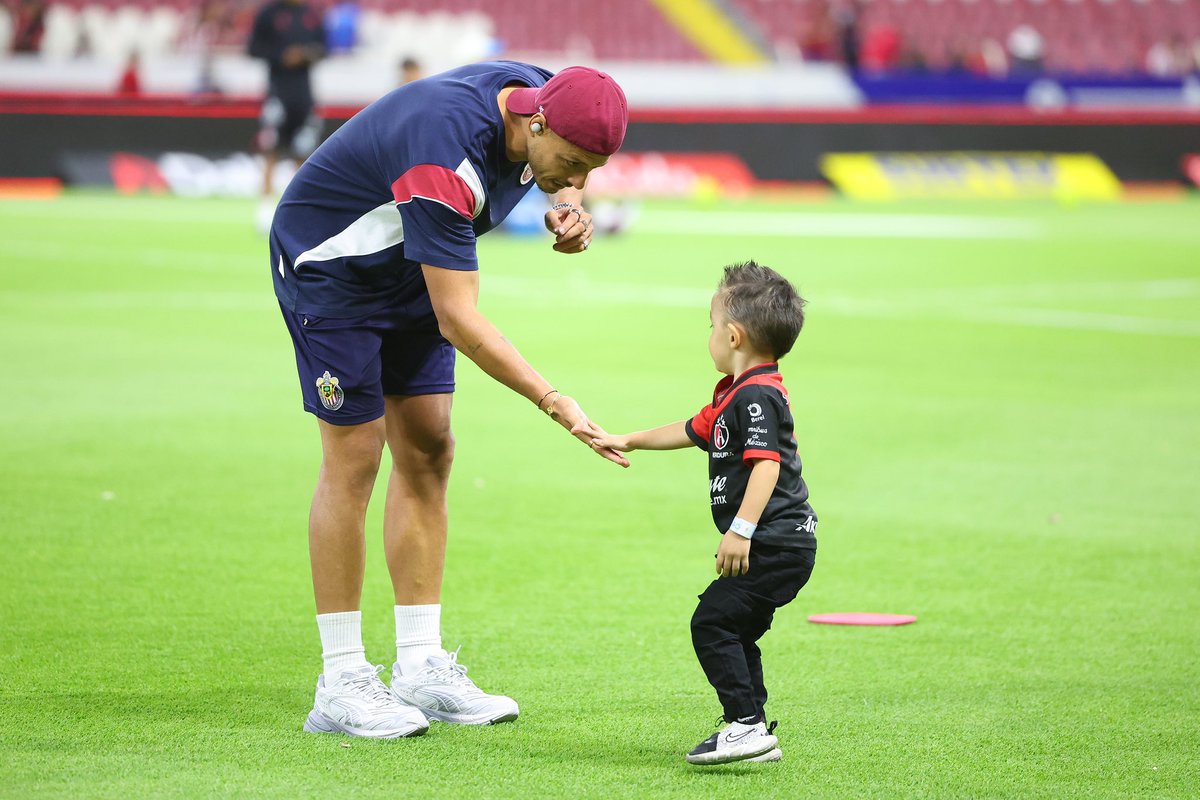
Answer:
[
  {"left": 303, "top": 415, "right": 429, "bottom": 738},
  {"left": 382, "top": 393, "right": 453, "bottom": 606},
  {"left": 311, "top": 417, "right": 386, "bottom": 613},
  {"left": 382, "top": 393, "right": 519, "bottom": 724}
]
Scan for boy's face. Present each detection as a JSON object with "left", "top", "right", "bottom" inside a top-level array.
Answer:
[{"left": 708, "top": 293, "right": 735, "bottom": 375}]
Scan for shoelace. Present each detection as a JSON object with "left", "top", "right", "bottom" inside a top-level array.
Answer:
[
  {"left": 342, "top": 665, "right": 395, "bottom": 704},
  {"left": 424, "top": 645, "right": 476, "bottom": 688}
]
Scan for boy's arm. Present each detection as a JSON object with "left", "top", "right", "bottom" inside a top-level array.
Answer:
[
  {"left": 585, "top": 421, "right": 692, "bottom": 453},
  {"left": 716, "top": 459, "right": 781, "bottom": 577}
]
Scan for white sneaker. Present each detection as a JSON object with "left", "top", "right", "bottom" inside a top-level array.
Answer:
[
  {"left": 748, "top": 747, "right": 782, "bottom": 762},
  {"left": 685, "top": 720, "right": 778, "bottom": 765},
  {"left": 303, "top": 664, "right": 429, "bottom": 738},
  {"left": 391, "top": 648, "right": 519, "bottom": 725}
]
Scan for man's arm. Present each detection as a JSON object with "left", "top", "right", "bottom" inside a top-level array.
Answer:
[{"left": 421, "top": 264, "right": 629, "bottom": 467}]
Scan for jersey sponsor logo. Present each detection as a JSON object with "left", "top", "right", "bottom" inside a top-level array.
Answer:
[
  {"left": 796, "top": 518, "right": 817, "bottom": 534},
  {"left": 710, "top": 475, "right": 727, "bottom": 493},
  {"left": 315, "top": 370, "right": 345, "bottom": 411},
  {"left": 746, "top": 436, "right": 769, "bottom": 448},
  {"left": 713, "top": 416, "right": 729, "bottom": 451},
  {"left": 747, "top": 402, "right": 765, "bottom": 423},
  {"left": 520, "top": 164, "right": 534, "bottom": 185}
]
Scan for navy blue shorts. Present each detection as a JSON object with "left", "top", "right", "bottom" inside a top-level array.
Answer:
[{"left": 279, "top": 302, "right": 456, "bottom": 425}]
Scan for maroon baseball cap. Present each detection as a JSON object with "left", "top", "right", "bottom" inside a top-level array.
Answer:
[{"left": 506, "top": 66, "right": 628, "bottom": 156}]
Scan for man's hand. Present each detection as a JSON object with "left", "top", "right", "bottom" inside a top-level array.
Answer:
[
  {"left": 715, "top": 531, "right": 751, "bottom": 577},
  {"left": 281, "top": 45, "right": 309, "bottom": 68},
  {"left": 552, "top": 395, "right": 629, "bottom": 467},
  {"left": 544, "top": 204, "right": 593, "bottom": 254}
]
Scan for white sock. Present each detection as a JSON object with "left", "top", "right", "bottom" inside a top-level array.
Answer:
[
  {"left": 316, "top": 611, "right": 370, "bottom": 681},
  {"left": 395, "top": 604, "right": 443, "bottom": 676}
]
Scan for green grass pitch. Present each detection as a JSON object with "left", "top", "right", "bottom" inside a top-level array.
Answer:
[{"left": 1, "top": 193, "right": 1197, "bottom": 798}]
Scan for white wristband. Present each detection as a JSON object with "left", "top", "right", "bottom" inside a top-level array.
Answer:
[{"left": 729, "top": 517, "right": 757, "bottom": 540}]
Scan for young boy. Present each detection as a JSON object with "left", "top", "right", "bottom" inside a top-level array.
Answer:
[{"left": 586, "top": 261, "right": 817, "bottom": 765}]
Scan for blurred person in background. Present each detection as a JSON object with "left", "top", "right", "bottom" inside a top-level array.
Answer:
[
  {"left": 185, "top": 1, "right": 234, "bottom": 96},
  {"left": 116, "top": 51, "right": 140, "bottom": 96},
  {"left": 800, "top": 0, "right": 837, "bottom": 62},
  {"left": 399, "top": 56, "right": 422, "bottom": 85},
  {"left": 860, "top": 23, "right": 900, "bottom": 72},
  {"left": 1145, "top": 35, "right": 1197, "bottom": 77},
  {"left": 1006, "top": 24, "right": 1045, "bottom": 74},
  {"left": 249, "top": 0, "right": 327, "bottom": 233},
  {"left": 11, "top": 0, "right": 46, "bottom": 53},
  {"left": 324, "top": 0, "right": 359, "bottom": 54},
  {"left": 834, "top": 1, "right": 861, "bottom": 72}
]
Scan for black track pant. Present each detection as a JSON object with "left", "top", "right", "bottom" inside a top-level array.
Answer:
[{"left": 690, "top": 544, "right": 816, "bottom": 722}]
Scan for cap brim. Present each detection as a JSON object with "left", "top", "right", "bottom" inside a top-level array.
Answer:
[{"left": 506, "top": 87, "right": 540, "bottom": 116}]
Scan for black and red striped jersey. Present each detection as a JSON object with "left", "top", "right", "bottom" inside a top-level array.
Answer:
[{"left": 685, "top": 363, "right": 817, "bottom": 550}]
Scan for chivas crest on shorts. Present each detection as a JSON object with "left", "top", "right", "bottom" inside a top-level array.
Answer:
[{"left": 315, "top": 371, "right": 344, "bottom": 411}]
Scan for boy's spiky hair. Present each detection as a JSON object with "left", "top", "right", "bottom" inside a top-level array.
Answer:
[{"left": 717, "top": 261, "right": 806, "bottom": 359}]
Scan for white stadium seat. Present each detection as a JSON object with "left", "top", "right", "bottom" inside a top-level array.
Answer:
[
  {"left": 40, "top": 4, "right": 83, "bottom": 61},
  {"left": 0, "top": 6, "right": 11, "bottom": 54}
]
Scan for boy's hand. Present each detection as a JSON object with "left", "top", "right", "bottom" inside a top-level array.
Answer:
[
  {"left": 559, "top": 405, "right": 629, "bottom": 467},
  {"left": 581, "top": 431, "right": 634, "bottom": 453},
  {"left": 715, "top": 531, "right": 751, "bottom": 577}
]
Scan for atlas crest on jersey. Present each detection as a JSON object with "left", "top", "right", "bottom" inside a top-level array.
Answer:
[
  {"left": 315, "top": 371, "right": 344, "bottom": 411},
  {"left": 713, "top": 416, "right": 729, "bottom": 451}
]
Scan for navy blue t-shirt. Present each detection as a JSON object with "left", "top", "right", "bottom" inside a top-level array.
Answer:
[{"left": 270, "top": 60, "right": 553, "bottom": 317}]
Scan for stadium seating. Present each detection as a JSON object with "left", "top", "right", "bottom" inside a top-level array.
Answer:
[
  {"left": 728, "top": 0, "right": 1200, "bottom": 74},
  {"left": 24, "top": 0, "right": 704, "bottom": 63},
  {"left": 15, "top": 0, "right": 1199, "bottom": 73},
  {"left": 0, "top": 6, "right": 10, "bottom": 54}
]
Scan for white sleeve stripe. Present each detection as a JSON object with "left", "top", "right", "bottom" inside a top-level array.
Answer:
[{"left": 455, "top": 158, "right": 486, "bottom": 220}]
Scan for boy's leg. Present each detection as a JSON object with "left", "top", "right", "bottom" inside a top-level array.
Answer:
[
  {"left": 742, "top": 615, "right": 774, "bottom": 719},
  {"left": 691, "top": 581, "right": 764, "bottom": 722},
  {"left": 741, "top": 547, "right": 817, "bottom": 719},
  {"left": 696, "top": 546, "right": 817, "bottom": 721}
]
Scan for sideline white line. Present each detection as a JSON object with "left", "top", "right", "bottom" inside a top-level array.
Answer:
[
  {"left": 951, "top": 306, "right": 1200, "bottom": 337},
  {"left": 640, "top": 211, "right": 1044, "bottom": 239}
]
